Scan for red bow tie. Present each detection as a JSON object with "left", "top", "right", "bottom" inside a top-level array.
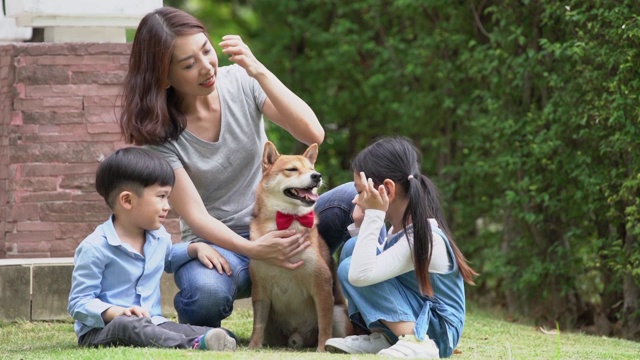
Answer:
[{"left": 275, "top": 211, "right": 315, "bottom": 230}]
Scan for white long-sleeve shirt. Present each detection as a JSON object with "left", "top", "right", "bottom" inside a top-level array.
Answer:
[{"left": 348, "top": 209, "right": 451, "bottom": 287}]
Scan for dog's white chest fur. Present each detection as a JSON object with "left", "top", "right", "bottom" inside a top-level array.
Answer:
[{"left": 251, "top": 248, "right": 320, "bottom": 328}]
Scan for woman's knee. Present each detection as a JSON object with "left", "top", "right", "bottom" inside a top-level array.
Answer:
[
  {"left": 173, "top": 262, "right": 238, "bottom": 326},
  {"left": 317, "top": 182, "right": 356, "bottom": 211},
  {"left": 174, "top": 290, "right": 233, "bottom": 327},
  {"left": 316, "top": 182, "right": 356, "bottom": 253},
  {"left": 174, "top": 271, "right": 235, "bottom": 304}
]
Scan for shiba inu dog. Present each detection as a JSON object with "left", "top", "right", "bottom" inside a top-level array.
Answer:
[{"left": 248, "top": 141, "right": 352, "bottom": 352}]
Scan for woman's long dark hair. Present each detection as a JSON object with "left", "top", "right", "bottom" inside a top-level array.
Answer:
[
  {"left": 119, "top": 7, "right": 207, "bottom": 145},
  {"left": 351, "top": 136, "right": 478, "bottom": 296}
]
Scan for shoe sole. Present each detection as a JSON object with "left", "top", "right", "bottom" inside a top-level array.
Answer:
[
  {"left": 204, "top": 328, "right": 237, "bottom": 351},
  {"left": 325, "top": 343, "right": 350, "bottom": 354},
  {"left": 325, "top": 334, "right": 391, "bottom": 355},
  {"left": 325, "top": 340, "right": 372, "bottom": 354}
]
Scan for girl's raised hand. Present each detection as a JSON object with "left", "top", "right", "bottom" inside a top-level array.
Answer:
[{"left": 356, "top": 171, "right": 389, "bottom": 212}]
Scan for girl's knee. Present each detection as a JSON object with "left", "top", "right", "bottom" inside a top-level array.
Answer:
[
  {"left": 339, "top": 237, "right": 358, "bottom": 262},
  {"left": 337, "top": 257, "right": 352, "bottom": 285}
]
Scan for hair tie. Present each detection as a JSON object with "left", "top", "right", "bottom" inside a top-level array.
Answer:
[{"left": 407, "top": 174, "right": 414, "bottom": 181}]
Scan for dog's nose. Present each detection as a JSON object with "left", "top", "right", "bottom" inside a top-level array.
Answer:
[{"left": 311, "top": 172, "right": 322, "bottom": 184}]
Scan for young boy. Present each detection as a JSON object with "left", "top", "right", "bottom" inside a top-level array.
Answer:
[{"left": 68, "top": 147, "right": 236, "bottom": 351}]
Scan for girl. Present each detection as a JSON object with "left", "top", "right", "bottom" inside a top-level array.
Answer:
[
  {"left": 325, "top": 137, "right": 478, "bottom": 358},
  {"left": 118, "top": 7, "right": 357, "bottom": 328}
]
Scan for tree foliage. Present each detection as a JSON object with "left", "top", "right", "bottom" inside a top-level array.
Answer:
[{"left": 170, "top": 0, "right": 640, "bottom": 340}]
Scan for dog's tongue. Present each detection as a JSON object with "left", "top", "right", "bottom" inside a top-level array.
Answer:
[{"left": 296, "top": 188, "right": 319, "bottom": 201}]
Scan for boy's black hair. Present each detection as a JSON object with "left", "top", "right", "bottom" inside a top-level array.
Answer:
[{"left": 95, "top": 147, "right": 175, "bottom": 209}]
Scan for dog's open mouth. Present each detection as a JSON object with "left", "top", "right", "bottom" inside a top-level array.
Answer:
[{"left": 284, "top": 186, "right": 319, "bottom": 206}]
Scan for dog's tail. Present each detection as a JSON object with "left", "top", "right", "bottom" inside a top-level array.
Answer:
[
  {"left": 329, "top": 256, "right": 347, "bottom": 306},
  {"left": 329, "top": 255, "right": 354, "bottom": 337}
]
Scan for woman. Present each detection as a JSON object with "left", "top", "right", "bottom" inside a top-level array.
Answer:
[{"left": 118, "top": 6, "right": 356, "bottom": 327}]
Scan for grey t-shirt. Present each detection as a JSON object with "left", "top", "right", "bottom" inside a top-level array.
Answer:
[{"left": 148, "top": 64, "right": 268, "bottom": 241}]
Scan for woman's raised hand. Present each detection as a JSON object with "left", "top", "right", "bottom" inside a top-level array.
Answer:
[{"left": 219, "top": 35, "right": 264, "bottom": 77}]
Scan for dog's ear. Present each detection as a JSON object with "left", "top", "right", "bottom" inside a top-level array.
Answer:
[
  {"left": 262, "top": 141, "right": 280, "bottom": 171},
  {"left": 303, "top": 143, "right": 318, "bottom": 165}
]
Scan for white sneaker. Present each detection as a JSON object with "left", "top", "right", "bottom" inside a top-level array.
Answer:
[
  {"left": 377, "top": 335, "right": 439, "bottom": 358},
  {"left": 325, "top": 332, "right": 392, "bottom": 354}
]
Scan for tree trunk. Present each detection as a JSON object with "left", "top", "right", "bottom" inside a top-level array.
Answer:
[
  {"left": 502, "top": 207, "right": 519, "bottom": 314},
  {"left": 622, "top": 231, "right": 640, "bottom": 340}
]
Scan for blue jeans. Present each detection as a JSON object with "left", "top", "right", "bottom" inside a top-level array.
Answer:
[{"left": 173, "top": 182, "right": 357, "bottom": 327}]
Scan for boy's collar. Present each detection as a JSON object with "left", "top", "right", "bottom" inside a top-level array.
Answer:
[{"left": 103, "top": 214, "right": 163, "bottom": 247}]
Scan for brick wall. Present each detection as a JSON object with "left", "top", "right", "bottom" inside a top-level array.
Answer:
[{"left": 0, "top": 43, "right": 180, "bottom": 259}]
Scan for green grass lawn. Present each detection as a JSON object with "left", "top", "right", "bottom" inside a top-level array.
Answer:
[{"left": 1, "top": 305, "right": 639, "bottom": 359}]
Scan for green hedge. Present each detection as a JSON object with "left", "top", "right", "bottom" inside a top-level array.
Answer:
[{"left": 177, "top": 0, "right": 640, "bottom": 340}]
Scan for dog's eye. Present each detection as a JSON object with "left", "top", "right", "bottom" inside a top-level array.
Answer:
[{"left": 286, "top": 168, "right": 298, "bottom": 172}]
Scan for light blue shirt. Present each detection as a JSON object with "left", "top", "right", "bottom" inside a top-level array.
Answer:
[{"left": 67, "top": 216, "right": 193, "bottom": 337}]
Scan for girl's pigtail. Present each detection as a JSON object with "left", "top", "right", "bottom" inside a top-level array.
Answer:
[
  {"left": 419, "top": 174, "right": 479, "bottom": 286},
  {"left": 404, "top": 173, "right": 434, "bottom": 297}
]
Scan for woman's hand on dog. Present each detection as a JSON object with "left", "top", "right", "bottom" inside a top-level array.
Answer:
[
  {"left": 188, "top": 242, "right": 232, "bottom": 275},
  {"left": 250, "top": 229, "right": 311, "bottom": 270}
]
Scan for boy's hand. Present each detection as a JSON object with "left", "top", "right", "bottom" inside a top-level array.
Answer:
[
  {"left": 356, "top": 171, "right": 389, "bottom": 212},
  {"left": 188, "top": 242, "right": 232, "bottom": 276},
  {"left": 123, "top": 306, "right": 150, "bottom": 318},
  {"left": 102, "top": 305, "right": 150, "bottom": 323}
]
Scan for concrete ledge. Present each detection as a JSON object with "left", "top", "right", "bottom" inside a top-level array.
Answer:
[
  {"left": 0, "top": 258, "right": 74, "bottom": 266},
  {"left": 32, "top": 265, "right": 74, "bottom": 320},
  {"left": 0, "top": 265, "right": 31, "bottom": 321},
  {"left": 0, "top": 258, "right": 180, "bottom": 322}
]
